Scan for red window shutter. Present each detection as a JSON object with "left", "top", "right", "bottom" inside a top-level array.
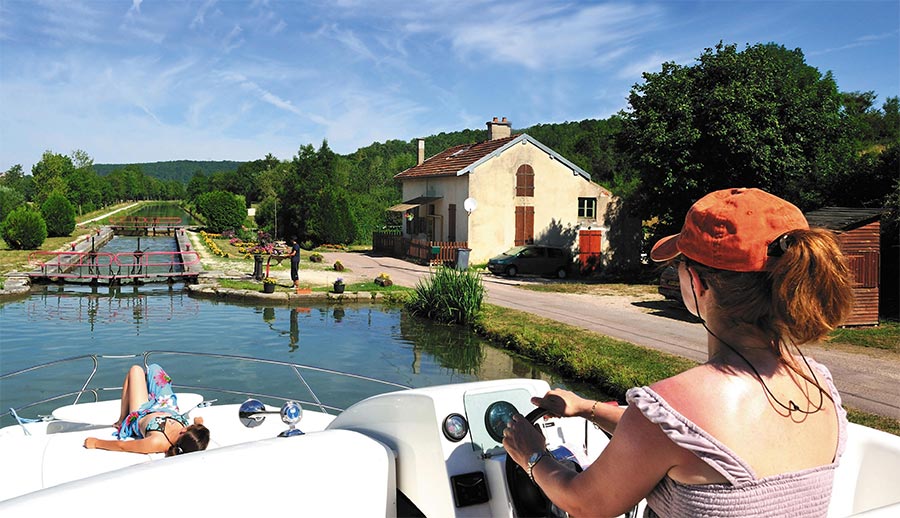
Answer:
[
  {"left": 515, "top": 206, "right": 525, "bottom": 245},
  {"left": 525, "top": 206, "right": 534, "bottom": 244},
  {"left": 516, "top": 165, "right": 534, "bottom": 197}
]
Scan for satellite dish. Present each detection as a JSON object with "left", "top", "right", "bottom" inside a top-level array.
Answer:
[{"left": 463, "top": 198, "right": 477, "bottom": 214}]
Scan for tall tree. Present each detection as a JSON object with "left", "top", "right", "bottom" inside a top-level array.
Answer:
[
  {"left": 619, "top": 42, "right": 849, "bottom": 241},
  {"left": 31, "top": 151, "right": 75, "bottom": 205},
  {"left": 1, "top": 164, "right": 32, "bottom": 199}
]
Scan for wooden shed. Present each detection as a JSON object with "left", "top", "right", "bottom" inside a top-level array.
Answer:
[{"left": 805, "top": 207, "right": 884, "bottom": 327}]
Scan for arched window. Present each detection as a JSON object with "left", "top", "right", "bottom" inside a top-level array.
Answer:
[{"left": 516, "top": 165, "right": 534, "bottom": 197}]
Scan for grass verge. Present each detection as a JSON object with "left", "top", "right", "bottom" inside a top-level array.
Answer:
[
  {"left": 474, "top": 303, "right": 696, "bottom": 401},
  {"left": 474, "top": 303, "right": 900, "bottom": 436},
  {"left": 217, "top": 278, "right": 412, "bottom": 297},
  {"left": 827, "top": 321, "right": 899, "bottom": 353}
]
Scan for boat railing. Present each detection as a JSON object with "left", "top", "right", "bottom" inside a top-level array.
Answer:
[
  {"left": 0, "top": 354, "right": 104, "bottom": 422},
  {"left": 143, "top": 350, "right": 410, "bottom": 415},
  {"left": 1, "top": 351, "right": 410, "bottom": 424}
]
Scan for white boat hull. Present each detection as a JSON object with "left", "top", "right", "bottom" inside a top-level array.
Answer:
[{"left": 2, "top": 379, "right": 898, "bottom": 516}]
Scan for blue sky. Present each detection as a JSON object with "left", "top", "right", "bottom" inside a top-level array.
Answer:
[{"left": 1, "top": 0, "right": 897, "bottom": 174}]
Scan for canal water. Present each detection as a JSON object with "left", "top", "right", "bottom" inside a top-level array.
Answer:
[{"left": 0, "top": 284, "right": 604, "bottom": 426}]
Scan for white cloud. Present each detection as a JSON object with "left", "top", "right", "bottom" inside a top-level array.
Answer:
[
  {"left": 191, "top": 0, "right": 218, "bottom": 29},
  {"left": 316, "top": 23, "right": 378, "bottom": 62},
  {"left": 446, "top": 3, "right": 661, "bottom": 70},
  {"left": 808, "top": 30, "right": 899, "bottom": 57},
  {"left": 224, "top": 24, "right": 245, "bottom": 52}
]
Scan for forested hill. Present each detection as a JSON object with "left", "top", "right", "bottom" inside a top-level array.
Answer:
[
  {"left": 93, "top": 160, "right": 243, "bottom": 183},
  {"left": 90, "top": 118, "right": 623, "bottom": 187}
]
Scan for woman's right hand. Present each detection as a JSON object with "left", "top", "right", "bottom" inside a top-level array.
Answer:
[{"left": 531, "top": 389, "right": 588, "bottom": 419}]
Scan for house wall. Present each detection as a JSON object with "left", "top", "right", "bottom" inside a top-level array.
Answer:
[
  {"left": 466, "top": 139, "right": 611, "bottom": 264},
  {"left": 400, "top": 177, "right": 470, "bottom": 242}
]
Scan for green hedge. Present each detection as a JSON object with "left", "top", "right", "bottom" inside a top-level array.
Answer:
[{"left": 1, "top": 206, "right": 48, "bottom": 249}]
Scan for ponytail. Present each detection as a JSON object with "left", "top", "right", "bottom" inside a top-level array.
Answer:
[{"left": 768, "top": 228, "right": 854, "bottom": 345}]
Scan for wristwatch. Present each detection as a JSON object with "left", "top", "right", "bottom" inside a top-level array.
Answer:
[{"left": 527, "top": 450, "right": 549, "bottom": 482}]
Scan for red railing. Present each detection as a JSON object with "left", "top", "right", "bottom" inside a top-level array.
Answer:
[{"left": 28, "top": 250, "right": 201, "bottom": 280}]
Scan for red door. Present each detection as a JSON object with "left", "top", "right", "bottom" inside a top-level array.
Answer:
[{"left": 578, "top": 230, "right": 602, "bottom": 271}]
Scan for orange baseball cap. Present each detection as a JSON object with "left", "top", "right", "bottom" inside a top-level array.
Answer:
[{"left": 650, "top": 188, "right": 809, "bottom": 272}]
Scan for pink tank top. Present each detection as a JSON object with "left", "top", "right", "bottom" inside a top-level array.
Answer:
[{"left": 626, "top": 360, "right": 847, "bottom": 518}]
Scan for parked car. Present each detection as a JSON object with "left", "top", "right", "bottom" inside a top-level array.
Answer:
[
  {"left": 487, "top": 245, "right": 573, "bottom": 278},
  {"left": 658, "top": 265, "right": 683, "bottom": 303}
]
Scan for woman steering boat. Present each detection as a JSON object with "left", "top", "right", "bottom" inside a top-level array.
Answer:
[{"left": 503, "top": 188, "right": 853, "bottom": 517}]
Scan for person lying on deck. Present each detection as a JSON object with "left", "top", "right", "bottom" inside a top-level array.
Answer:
[{"left": 83, "top": 363, "right": 209, "bottom": 456}]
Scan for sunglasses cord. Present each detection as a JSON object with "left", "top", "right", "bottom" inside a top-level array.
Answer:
[{"left": 686, "top": 267, "right": 826, "bottom": 415}]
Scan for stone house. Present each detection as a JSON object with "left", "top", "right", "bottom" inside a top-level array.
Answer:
[{"left": 388, "top": 117, "right": 626, "bottom": 267}]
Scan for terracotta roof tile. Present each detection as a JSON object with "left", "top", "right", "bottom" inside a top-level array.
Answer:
[{"left": 394, "top": 135, "right": 520, "bottom": 179}]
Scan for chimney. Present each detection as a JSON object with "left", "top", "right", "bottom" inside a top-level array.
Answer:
[
  {"left": 417, "top": 138, "right": 425, "bottom": 165},
  {"left": 487, "top": 116, "right": 511, "bottom": 140}
]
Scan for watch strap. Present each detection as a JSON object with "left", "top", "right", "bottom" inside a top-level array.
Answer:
[{"left": 527, "top": 450, "right": 549, "bottom": 482}]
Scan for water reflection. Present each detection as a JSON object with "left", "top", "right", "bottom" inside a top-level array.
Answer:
[
  {"left": 27, "top": 283, "right": 198, "bottom": 332},
  {"left": 3, "top": 286, "right": 608, "bottom": 425},
  {"left": 399, "top": 312, "right": 554, "bottom": 384},
  {"left": 258, "top": 306, "right": 314, "bottom": 353}
]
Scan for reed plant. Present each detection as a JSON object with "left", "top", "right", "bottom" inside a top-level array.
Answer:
[{"left": 406, "top": 267, "right": 485, "bottom": 325}]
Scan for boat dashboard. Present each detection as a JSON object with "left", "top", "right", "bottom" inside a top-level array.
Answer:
[{"left": 328, "top": 378, "right": 614, "bottom": 517}]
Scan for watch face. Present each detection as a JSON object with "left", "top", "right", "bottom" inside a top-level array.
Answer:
[{"left": 529, "top": 451, "right": 542, "bottom": 465}]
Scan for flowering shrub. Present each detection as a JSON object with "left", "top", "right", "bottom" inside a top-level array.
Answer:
[{"left": 200, "top": 231, "right": 228, "bottom": 258}]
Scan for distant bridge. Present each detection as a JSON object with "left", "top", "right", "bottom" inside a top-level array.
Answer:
[{"left": 107, "top": 216, "right": 187, "bottom": 236}]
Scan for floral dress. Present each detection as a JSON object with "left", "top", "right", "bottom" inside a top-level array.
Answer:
[{"left": 115, "top": 364, "right": 188, "bottom": 440}]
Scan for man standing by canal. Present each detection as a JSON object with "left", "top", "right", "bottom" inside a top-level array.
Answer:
[{"left": 289, "top": 236, "right": 301, "bottom": 292}]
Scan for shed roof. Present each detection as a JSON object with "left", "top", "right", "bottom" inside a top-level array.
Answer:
[{"left": 804, "top": 207, "right": 884, "bottom": 231}]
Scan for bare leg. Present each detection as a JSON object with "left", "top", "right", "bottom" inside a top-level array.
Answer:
[{"left": 115, "top": 365, "right": 150, "bottom": 427}]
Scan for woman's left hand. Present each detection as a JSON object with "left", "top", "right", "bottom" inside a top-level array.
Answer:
[{"left": 502, "top": 413, "right": 548, "bottom": 468}]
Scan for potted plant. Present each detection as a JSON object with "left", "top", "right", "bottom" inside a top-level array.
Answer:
[
  {"left": 374, "top": 273, "right": 393, "bottom": 287},
  {"left": 262, "top": 277, "right": 277, "bottom": 294},
  {"left": 309, "top": 252, "right": 323, "bottom": 263},
  {"left": 333, "top": 260, "right": 345, "bottom": 271},
  {"left": 332, "top": 278, "right": 345, "bottom": 294}
]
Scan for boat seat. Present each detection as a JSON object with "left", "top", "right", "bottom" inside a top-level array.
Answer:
[{"left": 51, "top": 393, "right": 204, "bottom": 425}]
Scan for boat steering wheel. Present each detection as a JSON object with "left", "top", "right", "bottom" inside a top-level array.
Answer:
[
  {"left": 505, "top": 407, "right": 582, "bottom": 517},
  {"left": 505, "top": 407, "right": 637, "bottom": 518}
]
